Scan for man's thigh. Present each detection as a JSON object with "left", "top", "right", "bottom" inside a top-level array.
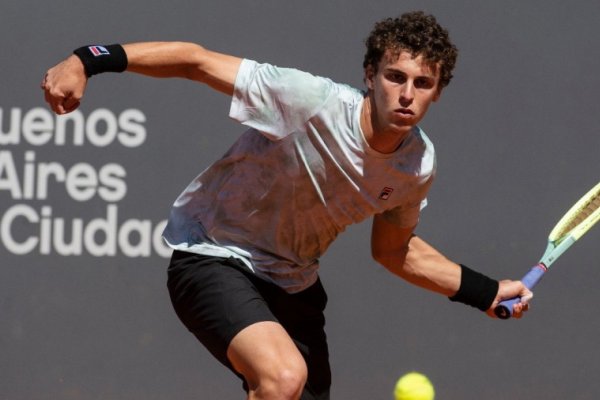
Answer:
[
  {"left": 167, "top": 251, "right": 277, "bottom": 367},
  {"left": 166, "top": 250, "right": 331, "bottom": 399}
]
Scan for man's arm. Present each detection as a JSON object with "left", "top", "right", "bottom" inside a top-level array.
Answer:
[
  {"left": 123, "top": 42, "right": 242, "bottom": 94},
  {"left": 41, "top": 42, "right": 242, "bottom": 114},
  {"left": 371, "top": 214, "right": 460, "bottom": 296},
  {"left": 371, "top": 214, "right": 531, "bottom": 317}
]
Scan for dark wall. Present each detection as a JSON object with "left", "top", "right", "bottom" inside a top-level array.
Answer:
[{"left": 2, "top": 1, "right": 600, "bottom": 398}]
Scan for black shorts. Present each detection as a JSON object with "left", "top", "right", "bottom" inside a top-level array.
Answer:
[{"left": 167, "top": 250, "right": 331, "bottom": 399}]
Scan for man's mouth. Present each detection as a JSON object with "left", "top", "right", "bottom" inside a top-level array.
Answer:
[{"left": 396, "top": 108, "right": 414, "bottom": 116}]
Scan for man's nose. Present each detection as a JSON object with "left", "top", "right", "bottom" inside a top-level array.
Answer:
[{"left": 399, "top": 82, "right": 415, "bottom": 104}]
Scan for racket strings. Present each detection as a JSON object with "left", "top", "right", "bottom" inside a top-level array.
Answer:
[{"left": 554, "top": 190, "right": 600, "bottom": 238}]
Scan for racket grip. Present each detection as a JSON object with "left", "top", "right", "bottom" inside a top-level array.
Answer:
[{"left": 494, "top": 264, "right": 546, "bottom": 319}]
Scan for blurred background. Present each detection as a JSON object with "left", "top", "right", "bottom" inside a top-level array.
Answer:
[{"left": 2, "top": 1, "right": 599, "bottom": 398}]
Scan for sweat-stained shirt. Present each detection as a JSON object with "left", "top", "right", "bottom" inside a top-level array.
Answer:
[{"left": 162, "top": 59, "right": 436, "bottom": 293}]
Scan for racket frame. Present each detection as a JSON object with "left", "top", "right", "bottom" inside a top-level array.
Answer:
[{"left": 494, "top": 182, "right": 600, "bottom": 319}]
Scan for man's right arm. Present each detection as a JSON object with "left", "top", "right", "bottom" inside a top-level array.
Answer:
[
  {"left": 41, "top": 42, "right": 242, "bottom": 115},
  {"left": 123, "top": 42, "right": 242, "bottom": 95}
]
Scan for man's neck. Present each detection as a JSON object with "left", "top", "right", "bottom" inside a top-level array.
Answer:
[{"left": 360, "top": 95, "right": 410, "bottom": 154}]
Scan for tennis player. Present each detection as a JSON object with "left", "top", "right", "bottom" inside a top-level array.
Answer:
[{"left": 41, "top": 11, "right": 532, "bottom": 400}]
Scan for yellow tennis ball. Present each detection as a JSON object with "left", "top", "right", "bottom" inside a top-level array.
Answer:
[{"left": 394, "top": 372, "right": 435, "bottom": 400}]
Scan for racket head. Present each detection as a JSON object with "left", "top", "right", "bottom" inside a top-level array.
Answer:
[{"left": 548, "top": 181, "right": 600, "bottom": 243}]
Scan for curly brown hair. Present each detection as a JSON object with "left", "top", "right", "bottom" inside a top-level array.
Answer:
[{"left": 363, "top": 11, "right": 458, "bottom": 90}]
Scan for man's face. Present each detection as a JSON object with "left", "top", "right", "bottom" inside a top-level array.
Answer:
[{"left": 365, "top": 50, "right": 441, "bottom": 142}]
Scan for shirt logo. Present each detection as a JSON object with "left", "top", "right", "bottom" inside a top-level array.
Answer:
[
  {"left": 379, "top": 187, "right": 394, "bottom": 200},
  {"left": 88, "top": 45, "right": 110, "bottom": 56}
]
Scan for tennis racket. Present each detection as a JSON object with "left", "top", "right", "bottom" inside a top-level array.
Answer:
[{"left": 494, "top": 181, "right": 600, "bottom": 319}]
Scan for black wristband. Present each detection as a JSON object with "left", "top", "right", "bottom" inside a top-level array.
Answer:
[
  {"left": 449, "top": 264, "right": 499, "bottom": 311},
  {"left": 73, "top": 44, "right": 128, "bottom": 77}
]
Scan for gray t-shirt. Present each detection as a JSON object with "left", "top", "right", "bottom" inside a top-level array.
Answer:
[{"left": 163, "top": 59, "right": 436, "bottom": 293}]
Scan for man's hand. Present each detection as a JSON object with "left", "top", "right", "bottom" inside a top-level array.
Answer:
[
  {"left": 41, "top": 55, "right": 87, "bottom": 115},
  {"left": 487, "top": 280, "right": 533, "bottom": 319}
]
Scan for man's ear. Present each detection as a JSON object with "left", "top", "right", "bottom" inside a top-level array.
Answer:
[
  {"left": 364, "top": 64, "right": 375, "bottom": 90},
  {"left": 433, "top": 88, "right": 442, "bottom": 102}
]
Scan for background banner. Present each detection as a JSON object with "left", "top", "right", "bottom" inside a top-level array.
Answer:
[{"left": 2, "top": 1, "right": 600, "bottom": 399}]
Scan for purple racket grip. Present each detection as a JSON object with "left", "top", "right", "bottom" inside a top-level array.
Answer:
[{"left": 494, "top": 264, "right": 546, "bottom": 319}]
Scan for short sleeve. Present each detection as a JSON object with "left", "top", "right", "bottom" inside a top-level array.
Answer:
[{"left": 229, "top": 59, "right": 333, "bottom": 140}]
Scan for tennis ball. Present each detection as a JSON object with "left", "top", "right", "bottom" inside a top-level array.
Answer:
[{"left": 394, "top": 371, "right": 435, "bottom": 400}]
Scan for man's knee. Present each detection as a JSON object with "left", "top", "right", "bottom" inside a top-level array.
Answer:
[
  {"left": 227, "top": 321, "right": 308, "bottom": 399},
  {"left": 252, "top": 360, "right": 308, "bottom": 399}
]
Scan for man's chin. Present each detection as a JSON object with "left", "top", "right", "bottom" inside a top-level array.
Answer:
[{"left": 388, "top": 122, "right": 416, "bottom": 135}]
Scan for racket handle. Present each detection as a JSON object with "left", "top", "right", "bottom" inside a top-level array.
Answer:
[{"left": 494, "top": 264, "right": 546, "bottom": 319}]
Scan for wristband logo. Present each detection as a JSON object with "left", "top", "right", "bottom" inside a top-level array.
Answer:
[
  {"left": 88, "top": 45, "right": 110, "bottom": 56},
  {"left": 1, "top": 106, "right": 171, "bottom": 258}
]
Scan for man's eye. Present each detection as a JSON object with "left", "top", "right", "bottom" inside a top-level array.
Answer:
[
  {"left": 415, "top": 79, "right": 434, "bottom": 89},
  {"left": 388, "top": 73, "right": 405, "bottom": 83}
]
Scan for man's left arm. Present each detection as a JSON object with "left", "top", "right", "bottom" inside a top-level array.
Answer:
[{"left": 371, "top": 214, "right": 532, "bottom": 318}]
